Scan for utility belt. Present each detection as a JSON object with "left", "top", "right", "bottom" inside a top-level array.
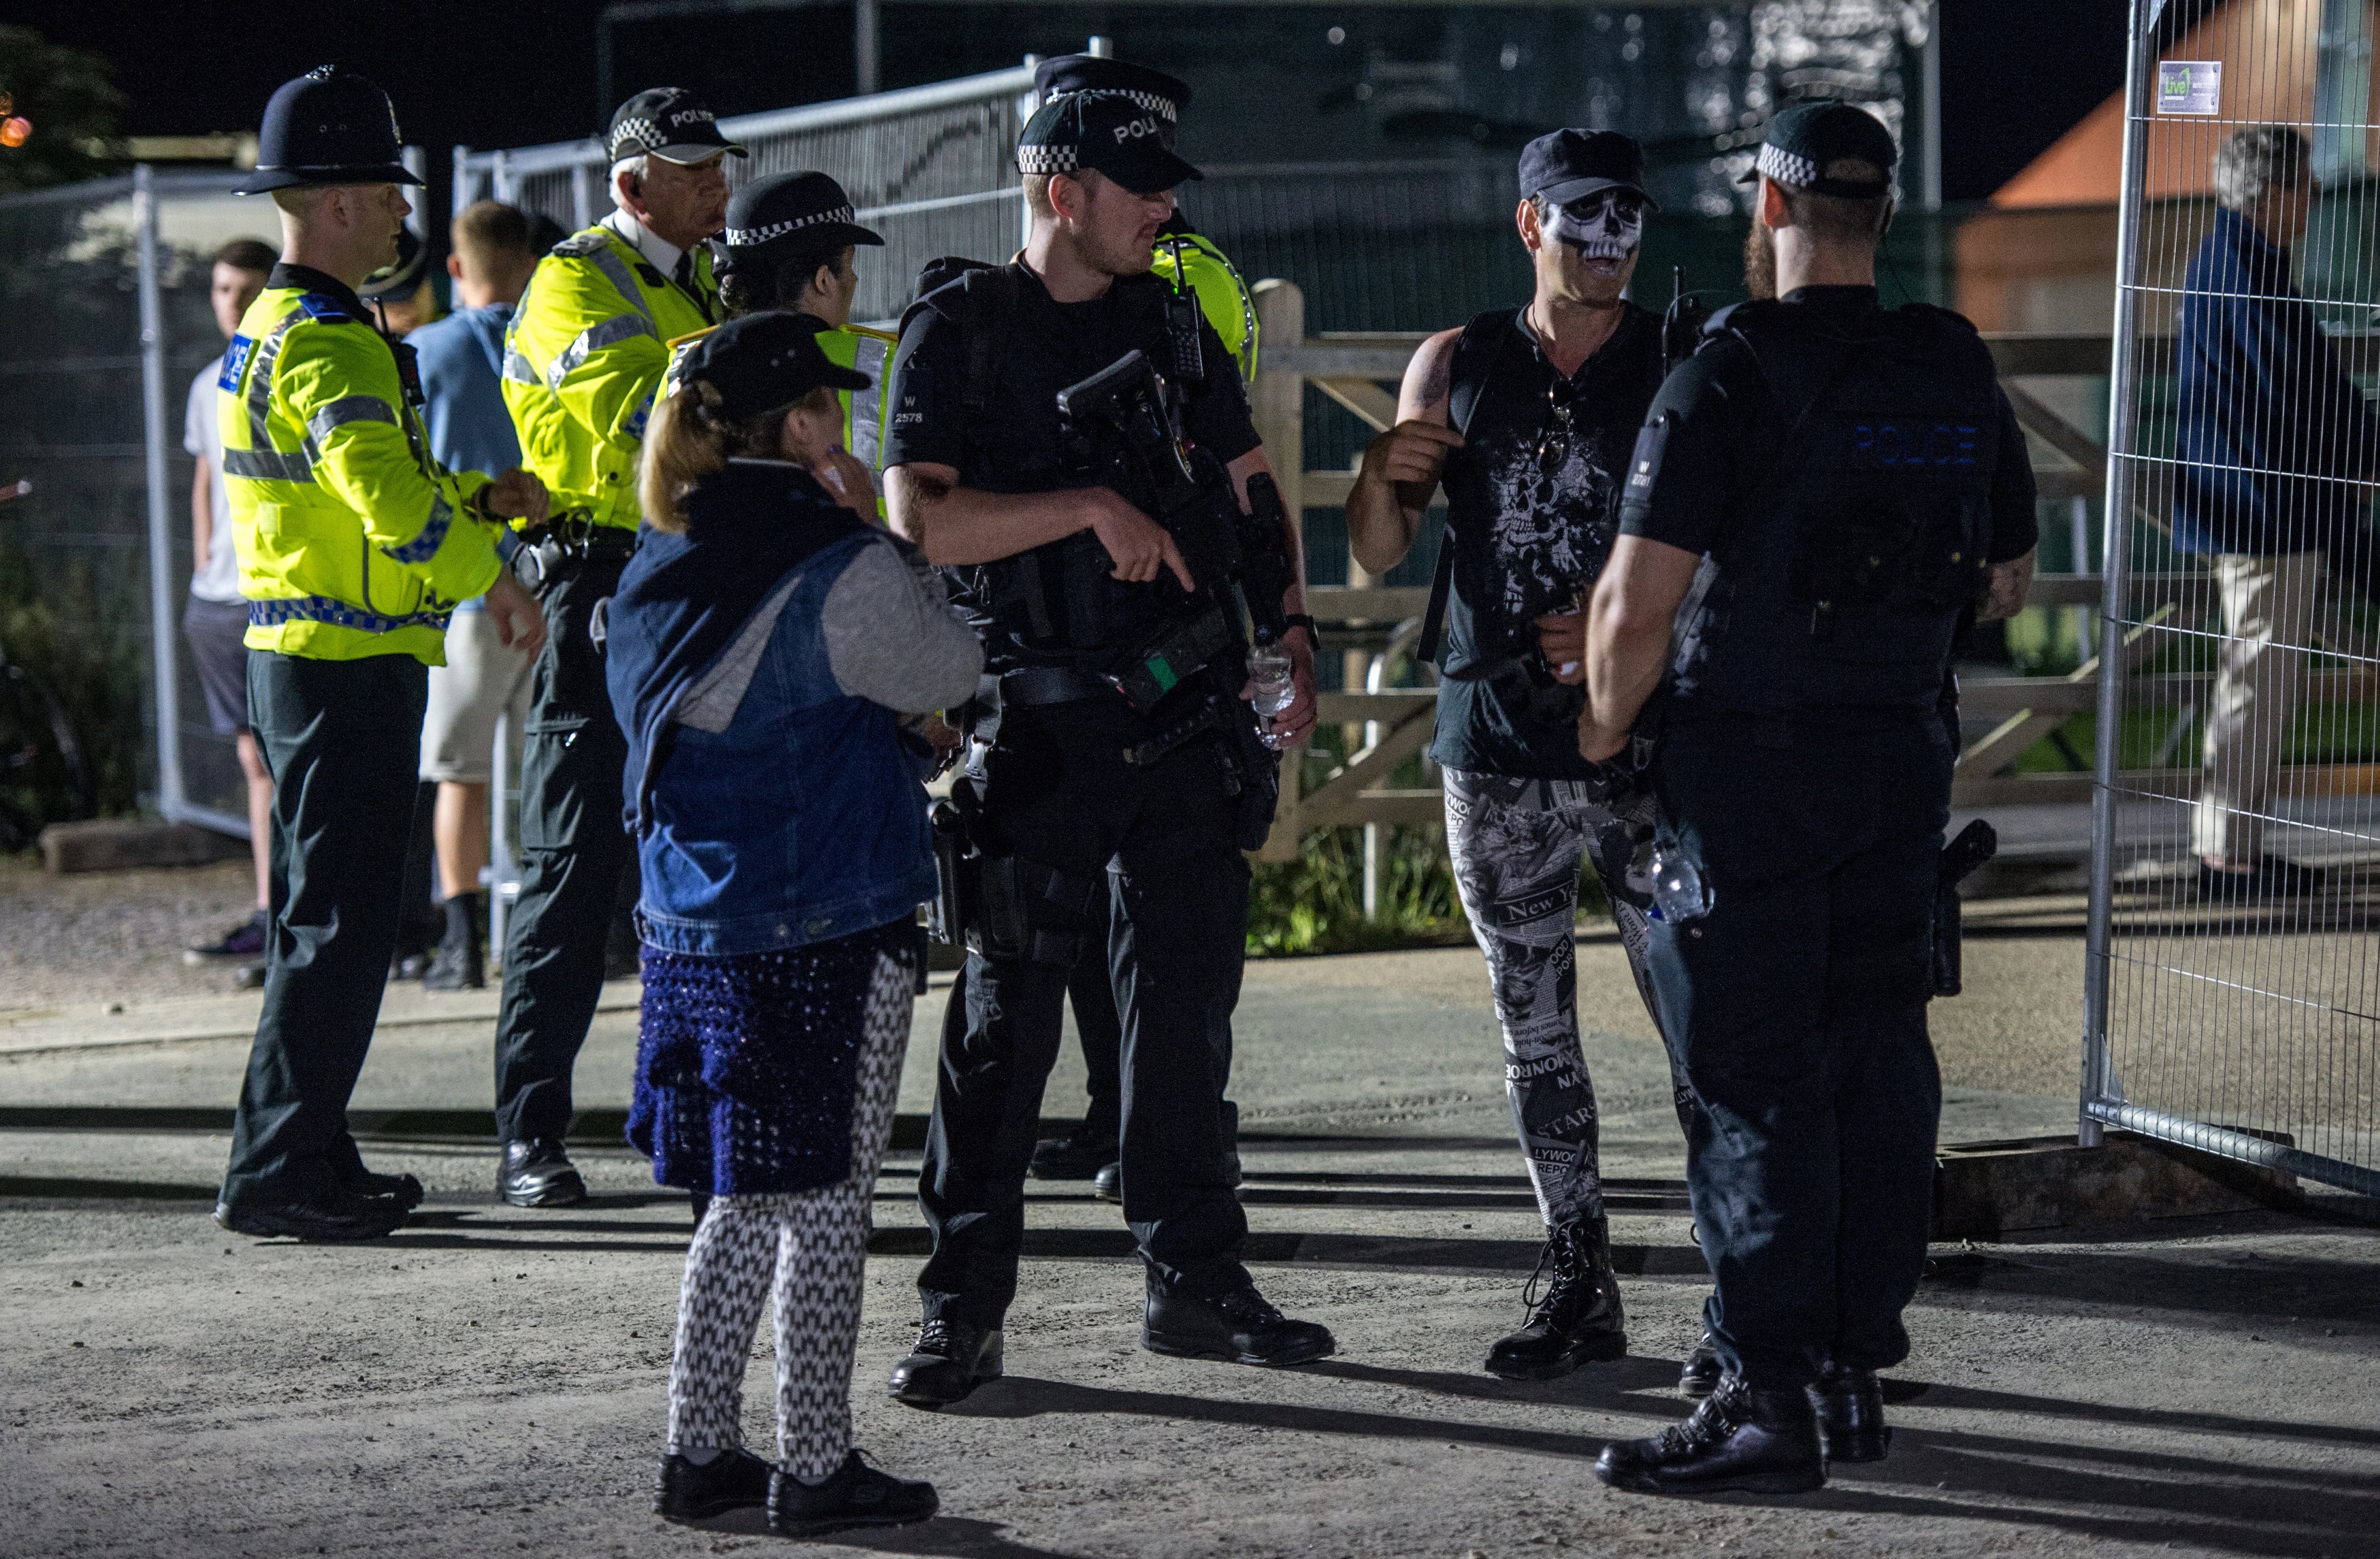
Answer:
[{"left": 511, "top": 514, "right": 638, "bottom": 592}]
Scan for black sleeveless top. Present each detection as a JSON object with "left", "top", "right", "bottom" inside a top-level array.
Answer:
[{"left": 1432, "top": 302, "right": 1664, "bottom": 779}]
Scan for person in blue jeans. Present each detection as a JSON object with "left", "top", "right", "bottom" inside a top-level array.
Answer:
[{"left": 608, "top": 312, "right": 981, "bottom": 1537}]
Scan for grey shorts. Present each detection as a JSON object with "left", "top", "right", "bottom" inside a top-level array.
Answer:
[
  {"left": 420, "top": 607, "right": 533, "bottom": 784},
  {"left": 181, "top": 596, "right": 252, "bottom": 736}
]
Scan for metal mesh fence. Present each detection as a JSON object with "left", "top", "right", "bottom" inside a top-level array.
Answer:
[
  {"left": 0, "top": 168, "right": 266, "bottom": 837},
  {"left": 2087, "top": 0, "right": 2380, "bottom": 1197}
]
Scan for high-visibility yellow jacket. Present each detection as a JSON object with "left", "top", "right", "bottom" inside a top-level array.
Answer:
[
  {"left": 1151, "top": 230, "right": 1259, "bottom": 381},
  {"left": 660, "top": 321, "right": 899, "bottom": 520},
  {"left": 219, "top": 282, "right": 503, "bottom": 664},
  {"left": 502, "top": 223, "right": 718, "bottom": 529}
]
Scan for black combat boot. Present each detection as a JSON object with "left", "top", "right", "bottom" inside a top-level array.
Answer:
[
  {"left": 653, "top": 1446, "right": 774, "bottom": 1523},
  {"left": 1809, "top": 1358, "right": 1890, "bottom": 1463},
  {"left": 423, "top": 891, "right": 484, "bottom": 991},
  {"left": 1029, "top": 1123, "right": 1119, "bottom": 1180},
  {"left": 1483, "top": 1216, "right": 1627, "bottom": 1380},
  {"left": 1679, "top": 1330, "right": 1723, "bottom": 1398},
  {"left": 768, "top": 1449, "right": 937, "bottom": 1537},
  {"left": 1142, "top": 1274, "right": 1335, "bottom": 1367},
  {"left": 1595, "top": 1374, "right": 1827, "bottom": 1497},
  {"left": 887, "top": 1318, "right": 1003, "bottom": 1409}
]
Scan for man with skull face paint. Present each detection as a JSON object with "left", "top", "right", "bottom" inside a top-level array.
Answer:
[{"left": 1346, "top": 128, "right": 1667, "bottom": 1383}]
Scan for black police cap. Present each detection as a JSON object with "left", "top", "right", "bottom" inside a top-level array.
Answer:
[
  {"left": 1017, "top": 90, "right": 1200, "bottom": 198},
  {"left": 236, "top": 67, "right": 421, "bottom": 195},
  {"left": 1739, "top": 100, "right": 1898, "bottom": 198},
  {"left": 607, "top": 87, "right": 749, "bottom": 166},
  {"left": 720, "top": 171, "right": 883, "bottom": 273},
  {"left": 1519, "top": 128, "right": 1656, "bottom": 210},
  {"left": 675, "top": 311, "right": 870, "bottom": 422},
  {"left": 1034, "top": 55, "right": 1192, "bottom": 127}
]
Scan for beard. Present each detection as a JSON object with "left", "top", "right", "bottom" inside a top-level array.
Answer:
[{"left": 1744, "top": 220, "right": 1777, "bottom": 301}]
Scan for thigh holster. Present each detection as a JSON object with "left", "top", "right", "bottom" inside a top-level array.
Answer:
[{"left": 970, "top": 853, "right": 1102, "bottom": 968}]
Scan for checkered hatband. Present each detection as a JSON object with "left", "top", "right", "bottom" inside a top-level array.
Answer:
[
  {"left": 1755, "top": 142, "right": 1821, "bottom": 189},
  {"left": 1017, "top": 144, "right": 1081, "bottom": 175},
  {"left": 725, "top": 206, "right": 857, "bottom": 246}
]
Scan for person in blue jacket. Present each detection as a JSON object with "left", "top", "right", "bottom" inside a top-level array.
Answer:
[{"left": 606, "top": 311, "right": 982, "bottom": 1537}]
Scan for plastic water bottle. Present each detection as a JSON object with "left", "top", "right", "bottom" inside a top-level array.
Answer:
[
  {"left": 1647, "top": 845, "right": 1712, "bottom": 923},
  {"left": 1247, "top": 636, "right": 1295, "bottom": 751}
]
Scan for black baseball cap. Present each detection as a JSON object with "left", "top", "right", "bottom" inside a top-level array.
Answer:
[
  {"left": 1034, "top": 55, "right": 1192, "bottom": 144},
  {"left": 720, "top": 172, "right": 883, "bottom": 272},
  {"left": 1520, "top": 128, "right": 1656, "bottom": 209},
  {"left": 606, "top": 88, "right": 748, "bottom": 165},
  {"left": 675, "top": 311, "right": 869, "bottom": 421},
  {"left": 1738, "top": 100, "right": 1898, "bottom": 197},
  {"left": 1017, "top": 90, "right": 1201, "bottom": 196}
]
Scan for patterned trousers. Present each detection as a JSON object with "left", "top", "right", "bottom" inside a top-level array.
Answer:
[
  {"left": 1444, "top": 768, "right": 1668, "bottom": 1230},
  {"left": 664, "top": 946, "right": 912, "bottom": 1478}
]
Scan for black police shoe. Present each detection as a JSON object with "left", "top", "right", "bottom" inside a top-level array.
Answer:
[
  {"left": 1091, "top": 1160, "right": 1122, "bottom": 1203},
  {"left": 333, "top": 1158, "right": 425, "bottom": 1211},
  {"left": 1142, "top": 1276, "right": 1335, "bottom": 1367},
  {"left": 887, "top": 1319, "right": 1003, "bottom": 1409},
  {"left": 1029, "top": 1126, "right": 1119, "bottom": 1180},
  {"left": 1809, "top": 1359, "right": 1890, "bottom": 1463},
  {"left": 1680, "top": 1331, "right": 1723, "bottom": 1399},
  {"left": 421, "top": 933, "right": 483, "bottom": 991},
  {"left": 214, "top": 1189, "right": 409, "bottom": 1243},
  {"left": 768, "top": 1449, "right": 937, "bottom": 1538},
  {"left": 498, "top": 1139, "right": 587, "bottom": 1207},
  {"left": 1595, "top": 1374, "right": 1827, "bottom": 1497},
  {"left": 1484, "top": 1216, "right": 1627, "bottom": 1380},
  {"left": 654, "top": 1446, "right": 775, "bottom": 1523}
]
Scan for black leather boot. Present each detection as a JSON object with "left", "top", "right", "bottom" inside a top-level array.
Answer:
[
  {"left": 1484, "top": 1216, "right": 1627, "bottom": 1380},
  {"left": 498, "top": 1139, "right": 587, "bottom": 1207},
  {"left": 887, "top": 1319, "right": 1003, "bottom": 1409},
  {"left": 1679, "top": 1330, "right": 1723, "bottom": 1399},
  {"left": 1091, "top": 1160, "right": 1122, "bottom": 1203},
  {"left": 1142, "top": 1274, "right": 1335, "bottom": 1367},
  {"left": 768, "top": 1450, "right": 937, "bottom": 1537},
  {"left": 653, "top": 1446, "right": 774, "bottom": 1523},
  {"left": 1809, "top": 1359, "right": 1890, "bottom": 1463},
  {"left": 1029, "top": 1124, "right": 1119, "bottom": 1180},
  {"left": 1595, "top": 1375, "right": 1827, "bottom": 1497},
  {"left": 423, "top": 892, "right": 484, "bottom": 991},
  {"left": 328, "top": 1134, "right": 425, "bottom": 1211}
]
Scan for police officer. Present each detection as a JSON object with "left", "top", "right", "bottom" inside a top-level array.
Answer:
[
  {"left": 1020, "top": 52, "right": 1260, "bottom": 1195},
  {"left": 493, "top": 88, "right": 741, "bottom": 1207},
  {"left": 214, "top": 67, "right": 549, "bottom": 1241},
  {"left": 1579, "top": 101, "right": 2037, "bottom": 1495},
  {"left": 880, "top": 90, "right": 1330, "bottom": 1404}
]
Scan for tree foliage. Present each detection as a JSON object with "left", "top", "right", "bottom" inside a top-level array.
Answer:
[{"left": 0, "top": 27, "right": 126, "bottom": 194}]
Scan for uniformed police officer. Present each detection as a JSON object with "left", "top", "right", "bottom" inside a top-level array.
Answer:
[
  {"left": 1578, "top": 101, "right": 2037, "bottom": 1495},
  {"left": 880, "top": 90, "right": 1330, "bottom": 1404},
  {"left": 214, "top": 67, "right": 549, "bottom": 1241},
  {"left": 1020, "top": 52, "right": 1261, "bottom": 1197},
  {"left": 492, "top": 89, "right": 741, "bottom": 1208}
]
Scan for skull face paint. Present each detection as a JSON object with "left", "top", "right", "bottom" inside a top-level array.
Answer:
[{"left": 1549, "top": 190, "right": 1644, "bottom": 262}]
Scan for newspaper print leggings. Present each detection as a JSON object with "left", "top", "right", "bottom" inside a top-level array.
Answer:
[
  {"left": 1444, "top": 768, "right": 1673, "bottom": 1230},
  {"left": 664, "top": 948, "right": 912, "bottom": 1479}
]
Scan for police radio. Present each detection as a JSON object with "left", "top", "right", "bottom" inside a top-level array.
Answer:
[
  {"left": 1661, "top": 265, "right": 1713, "bottom": 378},
  {"left": 1161, "top": 234, "right": 1206, "bottom": 385}
]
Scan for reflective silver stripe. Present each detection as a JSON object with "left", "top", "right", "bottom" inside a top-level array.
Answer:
[
  {"left": 847, "top": 334, "right": 890, "bottom": 473},
  {"left": 305, "top": 394, "right": 398, "bottom": 445},
  {"left": 221, "top": 448, "right": 315, "bottom": 483},
  {"left": 238, "top": 307, "right": 311, "bottom": 468},
  {"left": 502, "top": 346, "right": 541, "bottom": 384},
  {"left": 583, "top": 241, "right": 655, "bottom": 327},
  {"left": 547, "top": 312, "right": 656, "bottom": 391}
]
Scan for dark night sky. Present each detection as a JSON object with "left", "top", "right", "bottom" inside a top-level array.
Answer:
[{"left": 2, "top": 1, "right": 2131, "bottom": 205}]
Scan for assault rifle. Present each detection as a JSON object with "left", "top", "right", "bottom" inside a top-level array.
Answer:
[{"left": 1055, "top": 348, "right": 1297, "bottom": 716}]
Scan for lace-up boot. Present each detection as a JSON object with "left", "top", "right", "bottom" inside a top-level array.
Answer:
[
  {"left": 1595, "top": 1374, "right": 1827, "bottom": 1497},
  {"left": 886, "top": 1317, "right": 1003, "bottom": 1409},
  {"left": 768, "top": 1449, "right": 938, "bottom": 1537},
  {"left": 1809, "top": 1358, "right": 1890, "bottom": 1463},
  {"left": 1141, "top": 1275, "right": 1335, "bottom": 1367},
  {"left": 1484, "top": 1216, "right": 1627, "bottom": 1379}
]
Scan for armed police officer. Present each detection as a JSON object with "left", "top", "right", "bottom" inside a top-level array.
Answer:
[
  {"left": 493, "top": 89, "right": 741, "bottom": 1208},
  {"left": 1345, "top": 128, "right": 1666, "bottom": 1384},
  {"left": 1580, "top": 102, "right": 2036, "bottom": 1496},
  {"left": 880, "top": 90, "right": 1331, "bottom": 1404},
  {"left": 1020, "top": 52, "right": 1260, "bottom": 1198},
  {"left": 214, "top": 67, "right": 549, "bottom": 1242}
]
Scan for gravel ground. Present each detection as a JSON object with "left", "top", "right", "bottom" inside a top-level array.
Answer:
[{"left": 0, "top": 855, "right": 261, "bottom": 1007}]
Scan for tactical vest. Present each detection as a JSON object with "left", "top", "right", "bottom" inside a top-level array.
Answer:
[{"left": 1672, "top": 301, "right": 2000, "bottom": 717}]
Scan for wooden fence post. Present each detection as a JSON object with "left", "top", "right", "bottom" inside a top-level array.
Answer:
[{"left": 1250, "top": 279, "right": 1305, "bottom": 864}]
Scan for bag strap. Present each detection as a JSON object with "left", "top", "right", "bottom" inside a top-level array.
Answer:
[
  {"left": 1417, "top": 310, "right": 1519, "bottom": 666},
  {"left": 959, "top": 264, "right": 1022, "bottom": 476}
]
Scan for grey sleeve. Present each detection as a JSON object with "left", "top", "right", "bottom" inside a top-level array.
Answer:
[{"left": 820, "top": 539, "right": 984, "bottom": 713}]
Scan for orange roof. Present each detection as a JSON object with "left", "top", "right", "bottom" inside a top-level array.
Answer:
[{"left": 1994, "top": 0, "right": 2368, "bottom": 208}]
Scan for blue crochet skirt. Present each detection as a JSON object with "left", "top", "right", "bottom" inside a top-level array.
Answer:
[{"left": 627, "top": 921, "right": 912, "bottom": 1197}]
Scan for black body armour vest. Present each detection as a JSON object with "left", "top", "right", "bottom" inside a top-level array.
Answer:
[{"left": 1670, "top": 301, "right": 2000, "bottom": 718}]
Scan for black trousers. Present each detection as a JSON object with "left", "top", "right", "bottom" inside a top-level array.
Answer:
[
  {"left": 1646, "top": 714, "right": 1952, "bottom": 1391},
  {"left": 1067, "top": 896, "right": 1238, "bottom": 1154},
  {"left": 492, "top": 556, "right": 637, "bottom": 1144},
  {"left": 919, "top": 701, "right": 1252, "bottom": 1325},
  {"left": 221, "top": 651, "right": 429, "bottom": 1210}
]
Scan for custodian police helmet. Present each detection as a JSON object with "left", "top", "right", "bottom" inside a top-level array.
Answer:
[{"left": 235, "top": 67, "right": 423, "bottom": 195}]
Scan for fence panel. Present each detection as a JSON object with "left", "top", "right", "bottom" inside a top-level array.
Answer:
[{"left": 2086, "top": 0, "right": 2380, "bottom": 1197}]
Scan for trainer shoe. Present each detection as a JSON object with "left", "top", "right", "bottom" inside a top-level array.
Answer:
[
  {"left": 1595, "top": 1374, "right": 1827, "bottom": 1497},
  {"left": 654, "top": 1446, "right": 774, "bottom": 1523},
  {"left": 768, "top": 1449, "right": 936, "bottom": 1537},
  {"left": 1484, "top": 1215, "right": 1626, "bottom": 1379},
  {"left": 184, "top": 910, "right": 265, "bottom": 964}
]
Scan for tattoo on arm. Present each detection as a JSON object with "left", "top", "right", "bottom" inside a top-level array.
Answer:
[{"left": 1415, "top": 340, "right": 1452, "bottom": 415}]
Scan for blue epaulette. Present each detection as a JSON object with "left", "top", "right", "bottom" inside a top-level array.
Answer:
[{"left": 295, "top": 293, "right": 358, "bottom": 323}]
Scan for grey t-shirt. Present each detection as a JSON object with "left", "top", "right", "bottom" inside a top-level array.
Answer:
[{"left": 184, "top": 356, "right": 243, "bottom": 603}]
